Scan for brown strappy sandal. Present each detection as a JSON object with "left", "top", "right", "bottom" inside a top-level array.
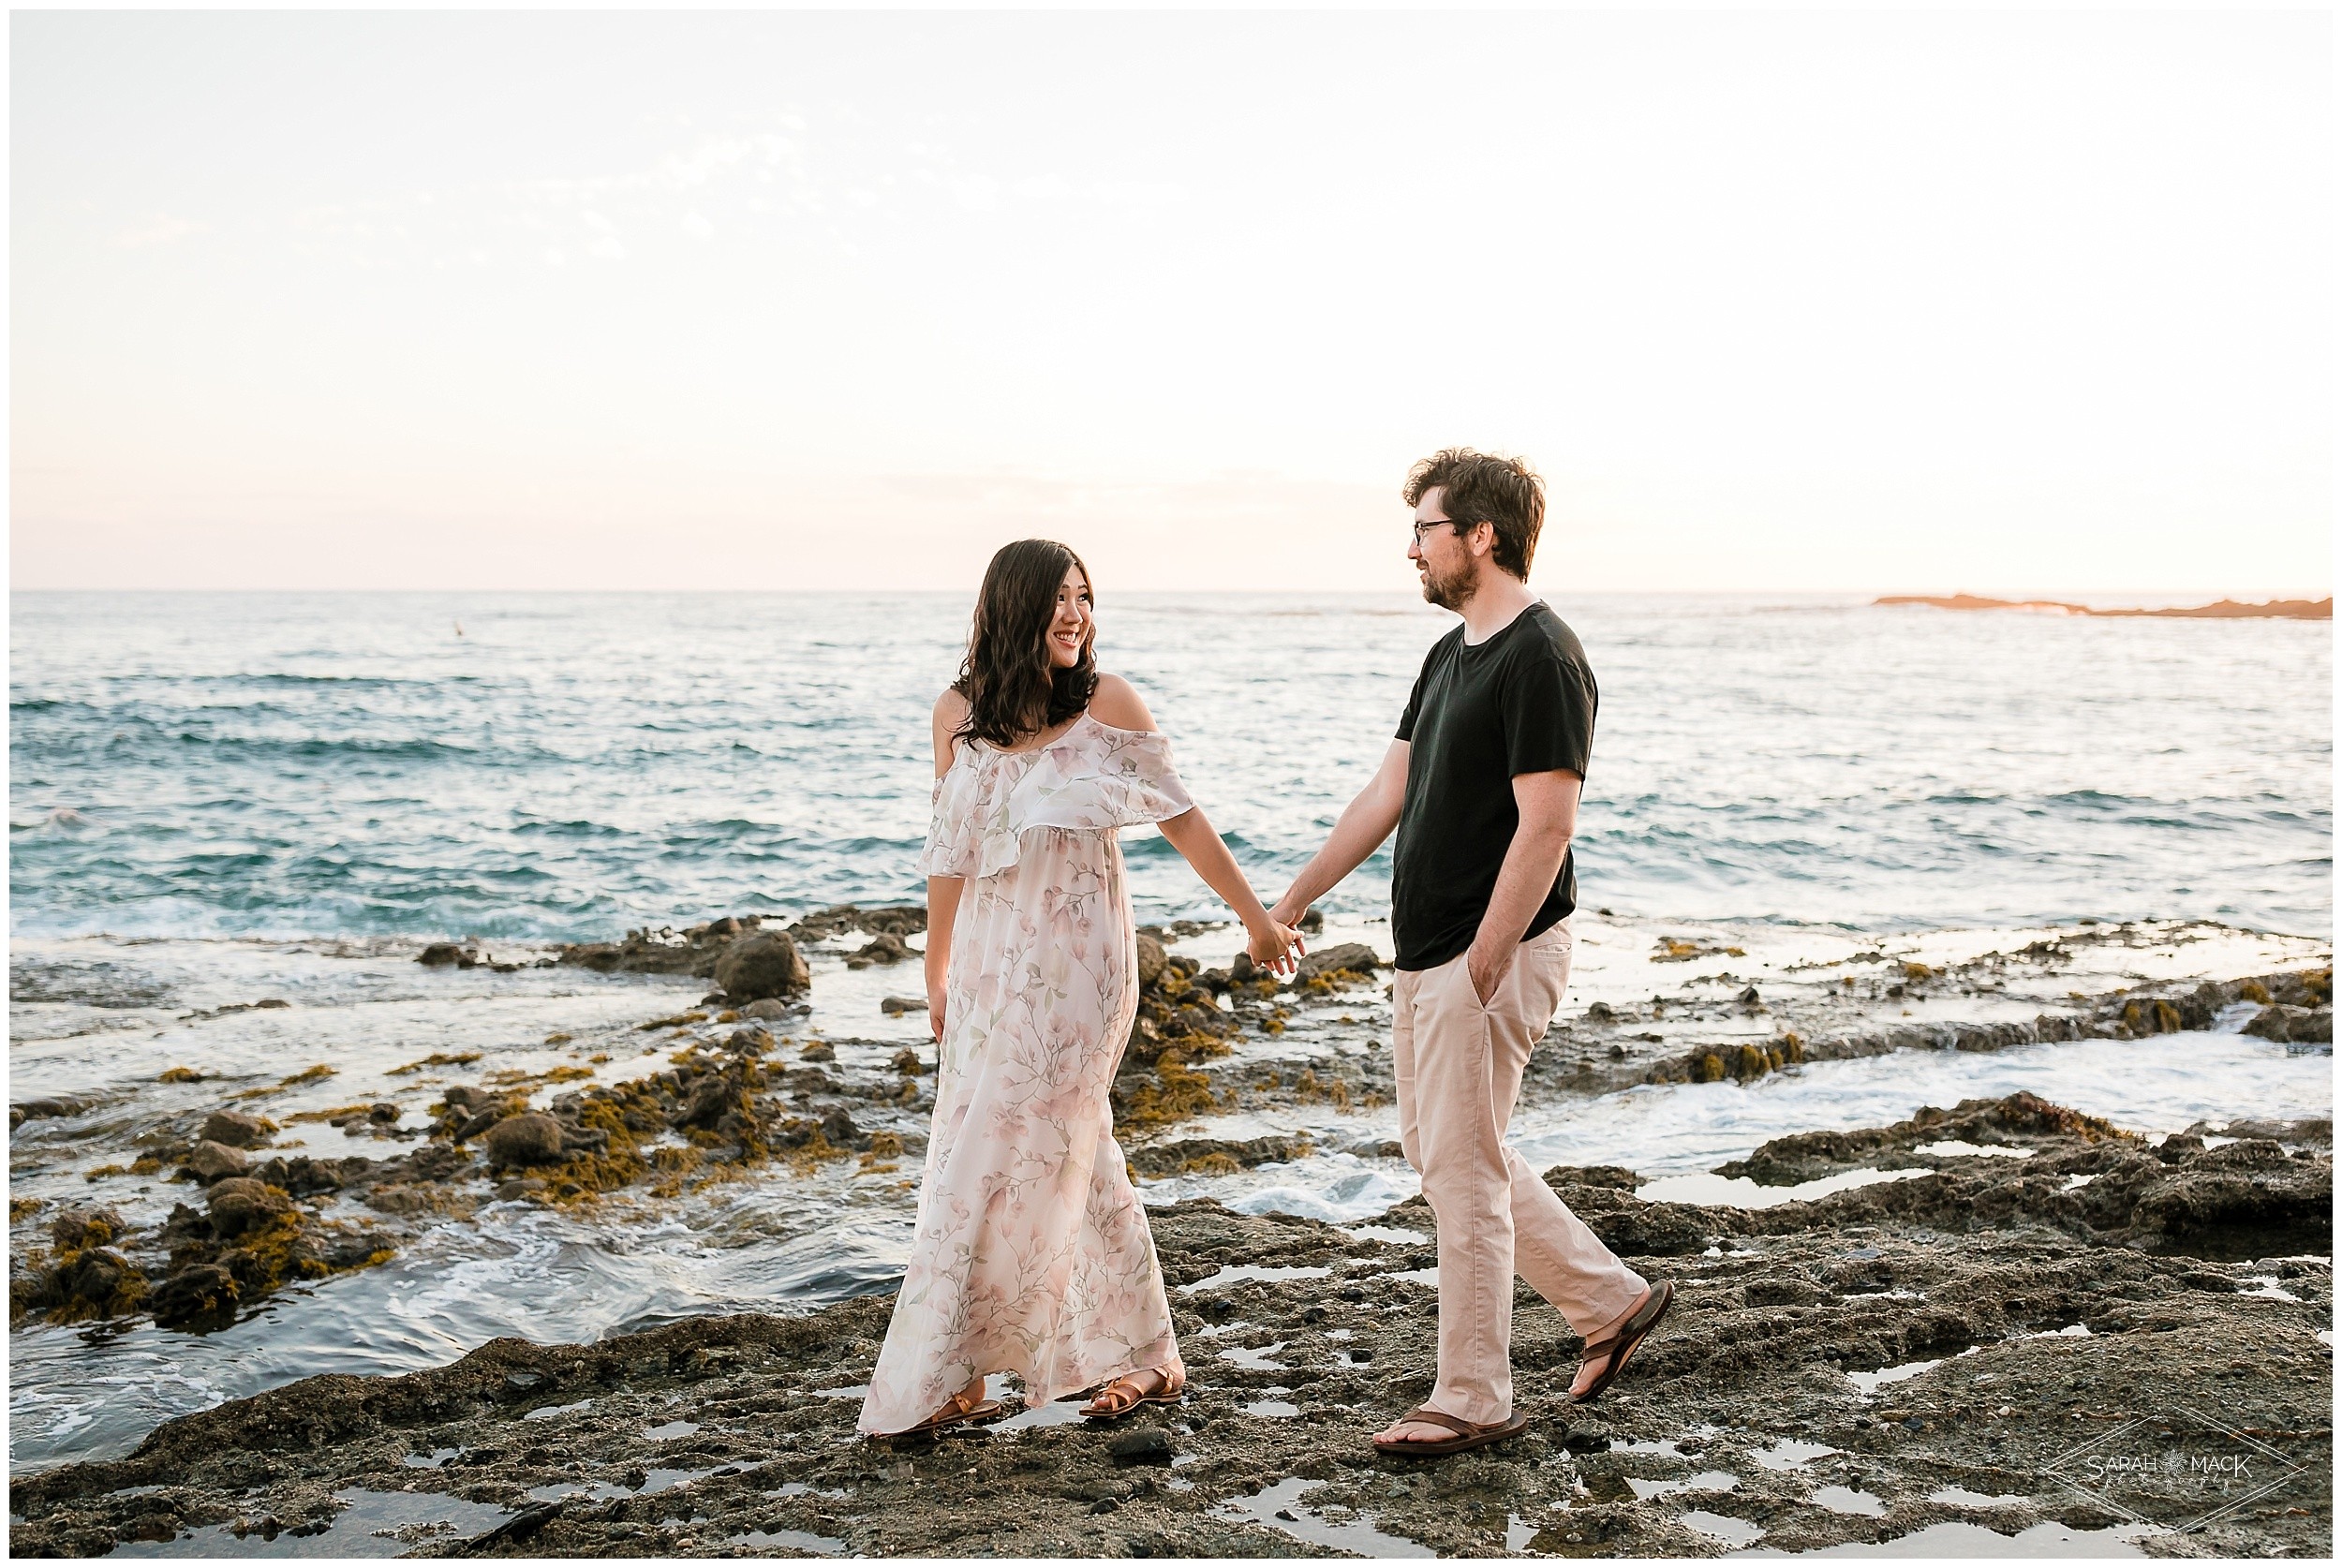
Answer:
[
  {"left": 1080, "top": 1366, "right": 1186, "bottom": 1421},
  {"left": 1569, "top": 1280, "right": 1674, "bottom": 1405},
  {"left": 880, "top": 1383, "right": 1005, "bottom": 1440},
  {"left": 1370, "top": 1405, "right": 1533, "bottom": 1457}
]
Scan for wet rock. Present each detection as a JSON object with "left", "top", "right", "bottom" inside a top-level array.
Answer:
[
  {"left": 245, "top": 1153, "right": 374, "bottom": 1195},
  {"left": 1584, "top": 999, "right": 1617, "bottom": 1023},
  {"left": 200, "top": 1109, "right": 274, "bottom": 1148},
  {"left": 799, "top": 1042, "right": 837, "bottom": 1063},
  {"left": 1135, "top": 933, "right": 1168, "bottom": 990},
  {"left": 181, "top": 1140, "right": 249, "bottom": 1184},
  {"left": 820, "top": 1108, "right": 863, "bottom": 1149},
  {"left": 674, "top": 1062, "right": 757, "bottom": 1133},
  {"left": 22, "top": 1246, "right": 148, "bottom": 1323},
  {"left": 50, "top": 1206, "right": 126, "bottom": 1251},
  {"left": 890, "top": 1049, "right": 927, "bottom": 1075},
  {"left": 482, "top": 1114, "right": 565, "bottom": 1168},
  {"left": 1107, "top": 1427, "right": 1174, "bottom": 1463},
  {"left": 205, "top": 1178, "right": 294, "bottom": 1240},
  {"left": 788, "top": 904, "right": 926, "bottom": 943},
  {"left": 147, "top": 1263, "right": 240, "bottom": 1328},
  {"left": 741, "top": 998, "right": 799, "bottom": 1022},
  {"left": 849, "top": 933, "right": 913, "bottom": 968},
  {"left": 1127, "top": 1134, "right": 1314, "bottom": 1177},
  {"left": 13, "top": 1093, "right": 101, "bottom": 1124},
  {"left": 417, "top": 942, "right": 477, "bottom": 969},
  {"left": 713, "top": 931, "right": 810, "bottom": 1002},
  {"left": 1293, "top": 942, "right": 1386, "bottom": 987},
  {"left": 880, "top": 995, "right": 928, "bottom": 1014},
  {"left": 2246, "top": 1004, "right": 2333, "bottom": 1043}
]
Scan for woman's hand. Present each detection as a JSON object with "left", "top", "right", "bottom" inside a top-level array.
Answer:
[
  {"left": 926, "top": 975, "right": 948, "bottom": 1043},
  {"left": 1245, "top": 918, "right": 1304, "bottom": 978}
]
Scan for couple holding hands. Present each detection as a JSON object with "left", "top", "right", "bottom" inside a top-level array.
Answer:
[{"left": 858, "top": 448, "right": 1671, "bottom": 1456}]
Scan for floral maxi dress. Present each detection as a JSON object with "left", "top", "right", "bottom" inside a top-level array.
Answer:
[{"left": 857, "top": 713, "right": 1194, "bottom": 1435}]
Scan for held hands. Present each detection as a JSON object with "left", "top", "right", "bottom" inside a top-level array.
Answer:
[{"left": 1245, "top": 917, "right": 1306, "bottom": 979}]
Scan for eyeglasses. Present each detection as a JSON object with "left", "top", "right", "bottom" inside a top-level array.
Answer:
[{"left": 1410, "top": 518, "right": 1474, "bottom": 544}]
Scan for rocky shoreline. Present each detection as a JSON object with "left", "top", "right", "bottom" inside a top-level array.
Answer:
[
  {"left": 8, "top": 1091, "right": 2330, "bottom": 1559},
  {"left": 13, "top": 910, "right": 2327, "bottom": 1339}
]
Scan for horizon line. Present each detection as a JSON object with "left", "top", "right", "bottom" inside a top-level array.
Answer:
[{"left": 9, "top": 586, "right": 2331, "bottom": 600}]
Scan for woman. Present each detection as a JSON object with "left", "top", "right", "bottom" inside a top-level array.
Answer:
[{"left": 857, "top": 539, "right": 1301, "bottom": 1438}]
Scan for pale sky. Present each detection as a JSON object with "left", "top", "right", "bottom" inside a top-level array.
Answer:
[{"left": 9, "top": 9, "right": 2333, "bottom": 595}]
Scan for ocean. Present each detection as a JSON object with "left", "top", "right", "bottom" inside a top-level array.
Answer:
[
  {"left": 7, "top": 590, "right": 2332, "bottom": 1472},
  {"left": 10, "top": 590, "right": 2331, "bottom": 939}
]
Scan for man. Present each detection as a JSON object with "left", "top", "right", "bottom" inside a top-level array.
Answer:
[{"left": 1270, "top": 448, "right": 1671, "bottom": 1457}]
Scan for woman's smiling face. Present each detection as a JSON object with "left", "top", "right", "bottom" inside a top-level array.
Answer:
[{"left": 1045, "top": 562, "right": 1093, "bottom": 669}]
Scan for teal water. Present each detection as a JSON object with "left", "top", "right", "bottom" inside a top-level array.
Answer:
[{"left": 10, "top": 591, "right": 2331, "bottom": 944}]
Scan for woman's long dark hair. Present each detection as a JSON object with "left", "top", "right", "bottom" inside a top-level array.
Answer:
[{"left": 953, "top": 539, "right": 1098, "bottom": 747}]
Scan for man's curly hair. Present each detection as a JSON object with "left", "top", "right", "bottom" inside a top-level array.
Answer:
[{"left": 1402, "top": 448, "right": 1546, "bottom": 580}]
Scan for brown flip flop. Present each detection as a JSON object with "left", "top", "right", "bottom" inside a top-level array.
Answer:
[
  {"left": 1569, "top": 1280, "right": 1674, "bottom": 1405},
  {"left": 1370, "top": 1405, "right": 1533, "bottom": 1457}
]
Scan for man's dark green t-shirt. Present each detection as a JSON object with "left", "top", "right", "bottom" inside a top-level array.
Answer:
[{"left": 1391, "top": 600, "right": 1596, "bottom": 972}]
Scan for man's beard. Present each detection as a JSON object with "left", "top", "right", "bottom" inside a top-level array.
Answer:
[{"left": 1419, "top": 557, "right": 1475, "bottom": 612}]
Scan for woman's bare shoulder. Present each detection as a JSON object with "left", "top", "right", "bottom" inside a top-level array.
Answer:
[
  {"left": 933, "top": 687, "right": 971, "bottom": 727},
  {"left": 1087, "top": 673, "right": 1156, "bottom": 732}
]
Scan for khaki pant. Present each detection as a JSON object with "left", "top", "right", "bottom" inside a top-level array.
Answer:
[{"left": 1392, "top": 918, "right": 1648, "bottom": 1425}]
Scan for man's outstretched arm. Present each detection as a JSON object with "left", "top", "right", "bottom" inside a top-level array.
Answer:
[
  {"left": 1270, "top": 739, "right": 1410, "bottom": 926},
  {"left": 1464, "top": 768, "right": 1581, "bottom": 1003}
]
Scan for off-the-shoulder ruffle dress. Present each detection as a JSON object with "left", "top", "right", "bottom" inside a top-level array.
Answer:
[{"left": 857, "top": 712, "right": 1195, "bottom": 1435}]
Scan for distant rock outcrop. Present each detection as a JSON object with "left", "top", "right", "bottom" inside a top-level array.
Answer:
[{"left": 1877, "top": 593, "right": 2331, "bottom": 620}]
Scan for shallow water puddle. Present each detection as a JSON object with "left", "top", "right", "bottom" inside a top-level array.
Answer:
[
  {"left": 1628, "top": 1470, "right": 1738, "bottom": 1501},
  {"left": 1638, "top": 1167, "right": 1931, "bottom": 1210},
  {"left": 1681, "top": 1508, "right": 1766, "bottom": 1547},
  {"left": 2061, "top": 1173, "right": 2098, "bottom": 1191},
  {"left": 528, "top": 1466, "right": 717, "bottom": 1503},
  {"left": 642, "top": 1418, "right": 700, "bottom": 1440},
  {"left": 731, "top": 1526, "right": 847, "bottom": 1554},
  {"left": 525, "top": 1398, "right": 592, "bottom": 1422},
  {"left": 1927, "top": 1485, "right": 2029, "bottom": 1508},
  {"left": 399, "top": 1447, "right": 460, "bottom": 1469},
  {"left": 2238, "top": 1275, "right": 2304, "bottom": 1302},
  {"left": 989, "top": 1398, "right": 1090, "bottom": 1433},
  {"left": 1242, "top": 1388, "right": 1300, "bottom": 1418},
  {"left": 1727, "top": 1518, "right": 2158, "bottom": 1557},
  {"left": 1845, "top": 1343, "right": 1979, "bottom": 1397},
  {"left": 1218, "top": 1476, "right": 1432, "bottom": 1557},
  {"left": 1752, "top": 1438, "right": 1836, "bottom": 1471},
  {"left": 110, "top": 1487, "right": 515, "bottom": 1558},
  {"left": 1912, "top": 1139, "right": 2035, "bottom": 1160},
  {"left": 1219, "top": 1341, "right": 1290, "bottom": 1371},
  {"left": 1345, "top": 1224, "right": 1429, "bottom": 1246},
  {"left": 1810, "top": 1485, "right": 1886, "bottom": 1516},
  {"left": 1178, "top": 1264, "right": 1333, "bottom": 1294}
]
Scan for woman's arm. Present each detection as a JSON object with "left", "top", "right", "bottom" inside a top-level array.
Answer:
[
  {"left": 926, "top": 689, "right": 970, "bottom": 1043},
  {"left": 1089, "top": 675, "right": 1301, "bottom": 974}
]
